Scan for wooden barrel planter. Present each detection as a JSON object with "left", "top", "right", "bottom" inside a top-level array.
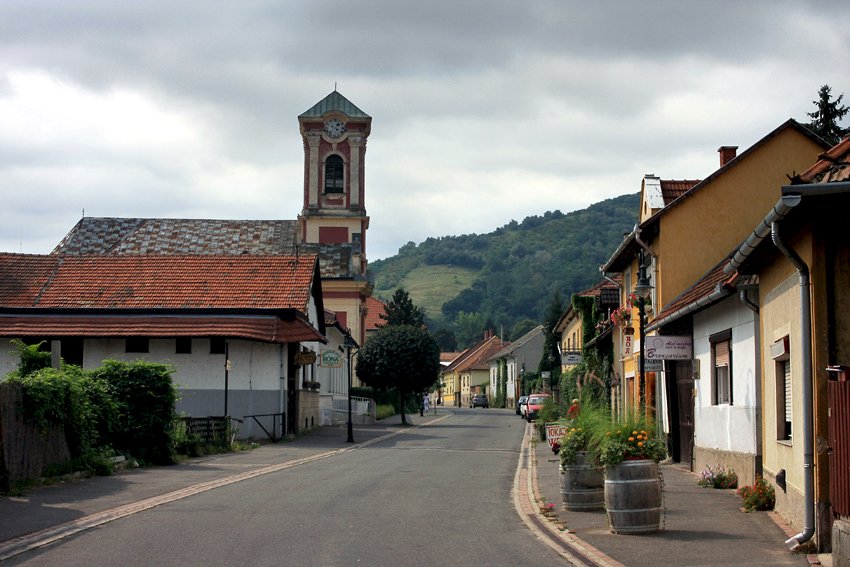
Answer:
[
  {"left": 604, "top": 459, "right": 662, "bottom": 534},
  {"left": 560, "top": 452, "right": 604, "bottom": 511}
]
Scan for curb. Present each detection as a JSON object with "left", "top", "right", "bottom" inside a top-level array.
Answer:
[{"left": 513, "top": 422, "right": 623, "bottom": 567}]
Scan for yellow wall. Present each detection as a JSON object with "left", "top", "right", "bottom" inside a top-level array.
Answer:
[{"left": 655, "top": 129, "right": 825, "bottom": 308}]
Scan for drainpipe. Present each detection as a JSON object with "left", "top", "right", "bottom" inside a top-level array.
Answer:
[{"left": 772, "top": 221, "right": 815, "bottom": 550}]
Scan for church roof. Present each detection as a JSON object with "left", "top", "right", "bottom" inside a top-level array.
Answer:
[
  {"left": 299, "top": 90, "right": 370, "bottom": 119},
  {"left": 52, "top": 217, "right": 357, "bottom": 279}
]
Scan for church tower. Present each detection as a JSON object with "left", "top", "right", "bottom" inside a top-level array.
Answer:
[
  {"left": 298, "top": 90, "right": 371, "bottom": 276},
  {"left": 298, "top": 91, "right": 372, "bottom": 349}
]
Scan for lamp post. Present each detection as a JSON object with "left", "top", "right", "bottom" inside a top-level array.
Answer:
[
  {"left": 344, "top": 329, "right": 359, "bottom": 443},
  {"left": 634, "top": 249, "right": 654, "bottom": 409}
]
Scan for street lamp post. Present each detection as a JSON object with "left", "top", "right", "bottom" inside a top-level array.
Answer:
[
  {"left": 634, "top": 249, "right": 654, "bottom": 410},
  {"left": 344, "top": 329, "right": 359, "bottom": 443}
]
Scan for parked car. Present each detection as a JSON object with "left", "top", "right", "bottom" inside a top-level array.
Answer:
[
  {"left": 516, "top": 395, "right": 528, "bottom": 416},
  {"left": 525, "top": 393, "right": 551, "bottom": 422},
  {"left": 470, "top": 394, "right": 489, "bottom": 408}
]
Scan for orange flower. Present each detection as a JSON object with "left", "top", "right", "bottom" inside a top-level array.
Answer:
[
  {"left": 632, "top": 430, "right": 638, "bottom": 435},
  {"left": 637, "top": 441, "right": 644, "bottom": 447},
  {"left": 628, "top": 437, "right": 635, "bottom": 442}
]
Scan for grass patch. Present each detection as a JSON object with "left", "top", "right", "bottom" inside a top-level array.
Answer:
[
  {"left": 375, "top": 264, "right": 477, "bottom": 323},
  {"left": 375, "top": 404, "right": 396, "bottom": 420}
]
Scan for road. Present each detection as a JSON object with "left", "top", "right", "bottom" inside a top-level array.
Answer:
[{"left": 7, "top": 408, "right": 565, "bottom": 566}]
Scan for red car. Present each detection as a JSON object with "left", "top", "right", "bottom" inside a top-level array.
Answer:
[{"left": 525, "top": 393, "right": 551, "bottom": 422}]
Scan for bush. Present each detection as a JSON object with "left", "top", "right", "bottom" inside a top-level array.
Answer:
[
  {"left": 89, "top": 360, "right": 177, "bottom": 465},
  {"left": 697, "top": 465, "right": 738, "bottom": 489},
  {"left": 738, "top": 477, "right": 775, "bottom": 512}
]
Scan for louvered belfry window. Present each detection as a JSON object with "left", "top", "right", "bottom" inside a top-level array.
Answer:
[
  {"left": 711, "top": 329, "right": 732, "bottom": 405},
  {"left": 324, "top": 155, "right": 344, "bottom": 193}
]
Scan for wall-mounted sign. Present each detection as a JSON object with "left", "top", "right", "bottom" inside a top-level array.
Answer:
[
  {"left": 561, "top": 351, "right": 582, "bottom": 365},
  {"left": 319, "top": 349, "right": 342, "bottom": 368},
  {"left": 636, "top": 356, "right": 664, "bottom": 372},
  {"left": 624, "top": 333, "right": 633, "bottom": 355},
  {"left": 295, "top": 350, "right": 317, "bottom": 366},
  {"left": 645, "top": 335, "right": 693, "bottom": 360}
]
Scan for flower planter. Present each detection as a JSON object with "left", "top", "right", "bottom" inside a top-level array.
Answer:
[
  {"left": 604, "top": 459, "right": 662, "bottom": 534},
  {"left": 560, "top": 452, "right": 604, "bottom": 511}
]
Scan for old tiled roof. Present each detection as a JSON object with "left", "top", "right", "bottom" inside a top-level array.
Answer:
[
  {"left": 364, "top": 296, "right": 387, "bottom": 332},
  {"left": 445, "top": 335, "right": 508, "bottom": 373},
  {"left": 0, "top": 253, "right": 319, "bottom": 311},
  {"left": 0, "top": 314, "right": 324, "bottom": 343},
  {"left": 660, "top": 180, "right": 701, "bottom": 205},
  {"left": 52, "top": 217, "right": 354, "bottom": 279},
  {"left": 649, "top": 256, "right": 741, "bottom": 331},
  {"left": 299, "top": 91, "right": 370, "bottom": 119},
  {"left": 794, "top": 136, "right": 850, "bottom": 184}
]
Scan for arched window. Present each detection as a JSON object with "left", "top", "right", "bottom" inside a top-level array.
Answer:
[{"left": 324, "top": 155, "right": 344, "bottom": 194}]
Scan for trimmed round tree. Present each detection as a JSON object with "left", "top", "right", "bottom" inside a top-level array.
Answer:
[{"left": 355, "top": 324, "right": 441, "bottom": 425}]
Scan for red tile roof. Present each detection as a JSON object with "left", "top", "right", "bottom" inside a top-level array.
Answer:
[
  {"left": 444, "top": 335, "right": 508, "bottom": 373},
  {"left": 650, "top": 257, "right": 740, "bottom": 330},
  {"left": 660, "top": 180, "right": 701, "bottom": 205},
  {"left": 0, "top": 254, "right": 319, "bottom": 311},
  {"left": 0, "top": 314, "right": 323, "bottom": 343},
  {"left": 795, "top": 136, "right": 850, "bottom": 184},
  {"left": 0, "top": 254, "right": 324, "bottom": 343},
  {"left": 364, "top": 296, "right": 387, "bottom": 332}
]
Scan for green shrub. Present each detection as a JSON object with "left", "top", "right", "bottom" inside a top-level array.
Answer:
[
  {"left": 89, "top": 360, "right": 177, "bottom": 465},
  {"left": 559, "top": 396, "right": 610, "bottom": 466}
]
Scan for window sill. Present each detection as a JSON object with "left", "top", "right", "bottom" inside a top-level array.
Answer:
[{"left": 776, "top": 439, "right": 793, "bottom": 447}]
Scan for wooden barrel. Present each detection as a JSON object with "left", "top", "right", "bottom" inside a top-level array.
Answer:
[
  {"left": 604, "top": 460, "right": 662, "bottom": 534},
  {"left": 560, "top": 452, "right": 605, "bottom": 511}
]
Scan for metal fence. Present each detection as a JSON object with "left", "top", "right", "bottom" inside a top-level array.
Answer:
[{"left": 332, "top": 396, "right": 374, "bottom": 416}]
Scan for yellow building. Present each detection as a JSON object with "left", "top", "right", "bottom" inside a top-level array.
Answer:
[
  {"left": 727, "top": 138, "right": 850, "bottom": 553},
  {"left": 602, "top": 119, "right": 829, "bottom": 470}
]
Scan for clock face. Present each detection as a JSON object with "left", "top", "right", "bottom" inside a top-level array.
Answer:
[{"left": 324, "top": 119, "right": 346, "bottom": 138}]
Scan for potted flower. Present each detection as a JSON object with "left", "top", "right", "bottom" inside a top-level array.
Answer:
[
  {"left": 598, "top": 412, "right": 667, "bottom": 534},
  {"left": 558, "top": 397, "right": 608, "bottom": 511}
]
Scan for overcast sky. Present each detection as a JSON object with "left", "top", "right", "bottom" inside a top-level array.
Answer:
[{"left": 1, "top": 1, "right": 848, "bottom": 260}]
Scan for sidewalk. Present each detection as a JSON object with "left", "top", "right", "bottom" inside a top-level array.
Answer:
[{"left": 529, "top": 428, "right": 822, "bottom": 566}]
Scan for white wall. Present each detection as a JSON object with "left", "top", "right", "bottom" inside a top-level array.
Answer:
[{"left": 693, "top": 296, "right": 758, "bottom": 455}]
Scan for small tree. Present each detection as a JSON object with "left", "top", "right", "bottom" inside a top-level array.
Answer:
[
  {"left": 380, "top": 288, "right": 425, "bottom": 328},
  {"left": 805, "top": 84, "right": 849, "bottom": 145},
  {"left": 356, "top": 325, "right": 441, "bottom": 425}
]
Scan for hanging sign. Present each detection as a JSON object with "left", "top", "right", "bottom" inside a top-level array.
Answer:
[
  {"left": 645, "top": 335, "right": 693, "bottom": 360},
  {"left": 295, "top": 350, "right": 317, "bottom": 366},
  {"left": 624, "top": 333, "right": 633, "bottom": 355},
  {"left": 319, "top": 349, "right": 343, "bottom": 368}
]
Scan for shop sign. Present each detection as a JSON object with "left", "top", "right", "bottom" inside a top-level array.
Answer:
[
  {"left": 645, "top": 335, "right": 692, "bottom": 360},
  {"left": 319, "top": 349, "right": 342, "bottom": 368},
  {"left": 294, "top": 350, "right": 317, "bottom": 366}
]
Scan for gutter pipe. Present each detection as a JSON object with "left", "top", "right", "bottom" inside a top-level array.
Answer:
[
  {"left": 646, "top": 282, "right": 732, "bottom": 333},
  {"left": 772, "top": 220, "right": 815, "bottom": 550},
  {"left": 739, "top": 287, "right": 763, "bottom": 479}
]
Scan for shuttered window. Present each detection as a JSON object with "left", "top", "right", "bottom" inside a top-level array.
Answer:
[
  {"left": 773, "top": 336, "right": 792, "bottom": 441},
  {"left": 710, "top": 330, "right": 732, "bottom": 405}
]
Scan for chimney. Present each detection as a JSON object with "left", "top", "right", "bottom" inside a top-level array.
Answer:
[{"left": 718, "top": 146, "right": 738, "bottom": 167}]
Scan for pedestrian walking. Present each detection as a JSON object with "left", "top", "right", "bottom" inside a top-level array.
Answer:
[{"left": 422, "top": 392, "right": 430, "bottom": 415}]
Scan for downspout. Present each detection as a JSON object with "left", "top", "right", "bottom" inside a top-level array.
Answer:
[
  {"left": 772, "top": 221, "right": 815, "bottom": 550},
  {"left": 739, "top": 289, "right": 763, "bottom": 479}
]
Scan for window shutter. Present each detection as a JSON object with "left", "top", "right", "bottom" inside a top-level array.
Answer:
[
  {"left": 784, "top": 361, "right": 792, "bottom": 421},
  {"left": 715, "top": 340, "right": 730, "bottom": 367}
]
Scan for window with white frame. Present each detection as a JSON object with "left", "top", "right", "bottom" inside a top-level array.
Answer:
[{"left": 710, "top": 329, "right": 732, "bottom": 405}]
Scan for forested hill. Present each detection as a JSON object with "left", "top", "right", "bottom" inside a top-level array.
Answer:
[{"left": 368, "top": 192, "right": 640, "bottom": 347}]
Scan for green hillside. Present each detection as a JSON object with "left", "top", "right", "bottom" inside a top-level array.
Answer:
[{"left": 369, "top": 192, "right": 640, "bottom": 346}]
